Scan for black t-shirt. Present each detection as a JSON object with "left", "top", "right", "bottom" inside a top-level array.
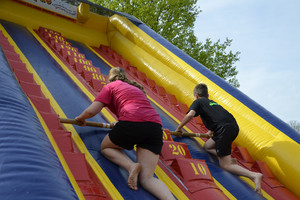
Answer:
[{"left": 188, "top": 97, "right": 237, "bottom": 131}]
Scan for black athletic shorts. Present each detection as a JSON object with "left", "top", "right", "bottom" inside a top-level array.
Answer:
[
  {"left": 108, "top": 121, "right": 163, "bottom": 155},
  {"left": 212, "top": 123, "right": 239, "bottom": 157}
]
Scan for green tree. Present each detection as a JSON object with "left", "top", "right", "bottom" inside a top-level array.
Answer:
[
  {"left": 288, "top": 120, "right": 300, "bottom": 133},
  {"left": 91, "top": 0, "right": 240, "bottom": 87}
]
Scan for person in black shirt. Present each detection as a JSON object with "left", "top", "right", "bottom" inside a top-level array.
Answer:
[{"left": 175, "top": 83, "right": 263, "bottom": 194}]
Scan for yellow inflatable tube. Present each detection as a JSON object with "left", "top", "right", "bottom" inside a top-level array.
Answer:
[
  {"left": 0, "top": 0, "right": 108, "bottom": 46},
  {"left": 107, "top": 15, "right": 300, "bottom": 197}
]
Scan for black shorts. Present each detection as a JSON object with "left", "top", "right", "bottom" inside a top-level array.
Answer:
[
  {"left": 108, "top": 121, "right": 163, "bottom": 155},
  {"left": 212, "top": 123, "right": 239, "bottom": 157}
]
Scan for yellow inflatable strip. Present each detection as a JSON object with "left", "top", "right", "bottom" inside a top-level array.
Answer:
[
  {"left": 0, "top": 24, "right": 85, "bottom": 200},
  {"left": 27, "top": 27, "right": 123, "bottom": 200}
]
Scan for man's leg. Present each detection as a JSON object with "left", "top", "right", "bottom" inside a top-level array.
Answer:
[
  {"left": 203, "top": 138, "right": 217, "bottom": 156},
  {"left": 219, "top": 155, "right": 263, "bottom": 194}
]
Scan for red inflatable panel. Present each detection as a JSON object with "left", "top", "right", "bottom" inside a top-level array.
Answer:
[
  {"left": 3, "top": 50, "right": 20, "bottom": 61},
  {"left": 38, "top": 27, "right": 61, "bottom": 36},
  {"left": 49, "top": 37, "right": 71, "bottom": 47},
  {"left": 162, "top": 129, "right": 174, "bottom": 141},
  {"left": 100, "top": 45, "right": 109, "bottom": 53},
  {"left": 73, "top": 62, "right": 85, "bottom": 73},
  {"left": 166, "top": 93, "right": 178, "bottom": 106},
  {"left": 8, "top": 60, "right": 27, "bottom": 71},
  {"left": 89, "top": 79, "right": 106, "bottom": 92},
  {"left": 112, "top": 52, "right": 122, "bottom": 64},
  {"left": 177, "top": 102, "right": 189, "bottom": 114},
  {"left": 79, "top": 63, "right": 101, "bottom": 74},
  {"left": 119, "top": 58, "right": 130, "bottom": 68},
  {"left": 67, "top": 56, "right": 92, "bottom": 67},
  {"left": 55, "top": 43, "right": 78, "bottom": 53},
  {"left": 144, "top": 78, "right": 158, "bottom": 93},
  {"left": 160, "top": 141, "right": 192, "bottom": 166},
  {"left": 74, "top": 63, "right": 101, "bottom": 75},
  {"left": 63, "top": 152, "right": 91, "bottom": 181},
  {"left": 28, "top": 95, "right": 52, "bottom": 113},
  {"left": 170, "top": 158, "right": 222, "bottom": 195},
  {"left": 251, "top": 161, "right": 283, "bottom": 188},
  {"left": 77, "top": 181, "right": 107, "bottom": 200},
  {"left": 39, "top": 112, "right": 62, "bottom": 130},
  {"left": 89, "top": 73, "right": 107, "bottom": 82},
  {"left": 136, "top": 70, "right": 146, "bottom": 82},
  {"left": 171, "top": 158, "right": 212, "bottom": 182},
  {"left": 193, "top": 117, "right": 203, "bottom": 126},
  {"left": 106, "top": 48, "right": 116, "bottom": 58},
  {"left": 232, "top": 146, "right": 254, "bottom": 168},
  {"left": 53, "top": 134, "right": 74, "bottom": 152},
  {"left": 19, "top": 81, "right": 43, "bottom": 97},
  {"left": 128, "top": 65, "right": 138, "bottom": 76},
  {"left": 0, "top": 39, "right": 15, "bottom": 52},
  {"left": 50, "top": 130, "right": 72, "bottom": 136},
  {"left": 60, "top": 49, "right": 85, "bottom": 60},
  {"left": 44, "top": 33, "right": 66, "bottom": 44},
  {"left": 157, "top": 85, "right": 166, "bottom": 97},
  {"left": 251, "top": 161, "right": 299, "bottom": 200},
  {"left": 81, "top": 70, "right": 93, "bottom": 82},
  {"left": 252, "top": 161, "right": 275, "bottom": 178},
  {"left": 13, "top": 69, "right": 34, "bottom": 83}
]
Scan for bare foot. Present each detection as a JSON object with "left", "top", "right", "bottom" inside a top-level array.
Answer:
[
  {"left": 253, "top": 173, "right": 263, "bottom": 195},
  {"left": 128, "top": 163, "right": 142, "bottom": 190}
]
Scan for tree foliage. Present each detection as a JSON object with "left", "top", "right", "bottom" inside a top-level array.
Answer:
[
  {"left": 288, "top": 120, "right": 300, "bottom": 133},
  {"left": 91, "top": 0, "right": 240, "bottom": 87}
]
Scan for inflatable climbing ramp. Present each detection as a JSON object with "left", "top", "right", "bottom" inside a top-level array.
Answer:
[{"left": 0, "top": 0, "right": 300, "bottom": 199}]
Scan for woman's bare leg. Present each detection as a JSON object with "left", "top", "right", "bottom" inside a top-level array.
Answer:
[
  {"left": 136, "top": 147, "right": 175, "bottom": 200},
  {"left": 101, "top": 135, "right": 141, "bottom": 190}
]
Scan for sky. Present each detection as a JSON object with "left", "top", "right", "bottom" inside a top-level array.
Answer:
[{"left": 194, "top": 0, "right": 300, "bottom": 123}]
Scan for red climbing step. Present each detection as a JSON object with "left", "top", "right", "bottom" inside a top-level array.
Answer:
[
  {"left": 19, "top": 81, "right": 43, "bottom": 97},
  {"left": 7, "top": 60, "right": 27, "bottom": 72},
  {"left": 29, "top": 95, "right": 53, "bottom": 113},
  {"left": 13, "top": 69, "right": 34, "bottom": 83},
  {"left": 53, "top": 133, "right": 74, "bottom": 152},
  {"left": 160, "top": 141, "right": 192, "bottom": 166}
]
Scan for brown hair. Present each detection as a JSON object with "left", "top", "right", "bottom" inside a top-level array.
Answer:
[
  {"left": 108, "top": 67, "right": 146, "bottom": 94},
  {"left": 194, "top": 83, "right": 209, "bottom": 98}
]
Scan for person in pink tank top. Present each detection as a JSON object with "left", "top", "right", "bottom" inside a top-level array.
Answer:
[{"left": 76, "top": 67, "right": 174, "bottom": 200}]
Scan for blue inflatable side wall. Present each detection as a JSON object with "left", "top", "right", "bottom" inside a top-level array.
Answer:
[{"left": 0, "top": 47, "right": 78, "bottom": 199}]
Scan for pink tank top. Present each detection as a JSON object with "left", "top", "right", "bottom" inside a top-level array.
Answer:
[{"left": 94, "top": 80, "right": 162, "bottom": 125}]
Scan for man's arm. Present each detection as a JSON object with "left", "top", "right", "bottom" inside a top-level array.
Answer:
[{"left": 175, "top": 110, "right": 196, "bottom": 133}]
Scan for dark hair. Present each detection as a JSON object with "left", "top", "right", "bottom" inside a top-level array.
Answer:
[
  {"left": 194, "top": 83, "right": 208, "bottom": 98},
  {"left": 108, "top": 67, "right": 146, "bottom": 94}
]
